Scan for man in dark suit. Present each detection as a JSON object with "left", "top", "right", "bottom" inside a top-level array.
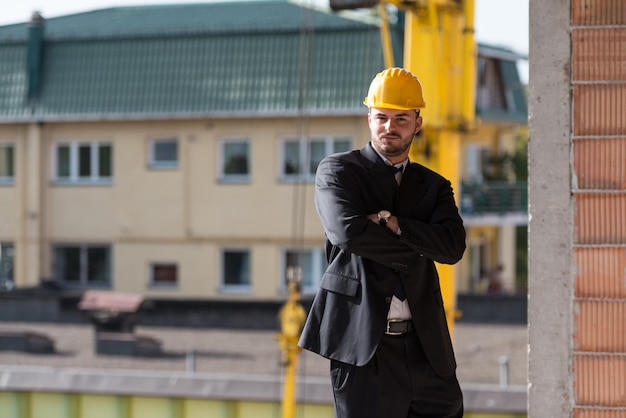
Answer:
[{"left": 299, "top": 67, "right": 466, "bottom": 417}]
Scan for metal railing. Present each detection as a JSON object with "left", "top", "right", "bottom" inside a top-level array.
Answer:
[{"left": 460, "top": 181, "right": 528, "bottom": 215}]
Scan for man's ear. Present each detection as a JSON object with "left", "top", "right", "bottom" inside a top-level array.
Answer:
[{"left": 415, "top": 116, "right": 423, "bottom": 132}]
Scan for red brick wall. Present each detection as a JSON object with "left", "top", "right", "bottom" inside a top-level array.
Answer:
[{"left": 571, "top": 0, "right": 626, "bottom": 415}]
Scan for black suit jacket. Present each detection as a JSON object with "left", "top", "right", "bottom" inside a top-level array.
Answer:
[{"left": 298, "top": 143, "right": 466, "bottom": 377}]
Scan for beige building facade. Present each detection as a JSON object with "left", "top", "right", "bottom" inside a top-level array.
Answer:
[
  {"left": 1, "top": 117, "right": 371, "bottom": 300},
  {"left": 1, "top": 116, "right": 527, "bottom": 302}
]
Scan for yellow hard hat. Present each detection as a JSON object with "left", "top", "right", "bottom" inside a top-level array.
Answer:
[{"left": 363, "top": 67, "right": 426, "bottom": 110}]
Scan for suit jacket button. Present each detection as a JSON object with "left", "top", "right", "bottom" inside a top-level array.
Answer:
[{"left": 385, "top": 297, "right": 392, "bottom": 303}]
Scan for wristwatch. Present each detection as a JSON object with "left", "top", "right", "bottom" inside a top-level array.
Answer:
[{"left": 377, "top": 210, "right": 391, "bottom": 228}]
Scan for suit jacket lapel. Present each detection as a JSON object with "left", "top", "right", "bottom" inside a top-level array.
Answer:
[
  {"left": 397, "top": 162, "right": 427, "bottom": 216},
  {"left": 359, "top": 144, "right": 398, "bottom": 206}
]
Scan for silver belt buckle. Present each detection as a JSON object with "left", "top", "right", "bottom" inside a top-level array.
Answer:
[{"left": 386, "top": 319, "right": 404, "bottom": 335}]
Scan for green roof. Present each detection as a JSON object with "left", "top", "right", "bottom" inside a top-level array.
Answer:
[
  {"left": 0, "top": 2, "right": 373, "bottom": 42},
  {"left": 0, "top": 1, "right": 527, "bottom": 123},
  {"left": 0, "top": 1, "right": 386, "bottom": 121}
]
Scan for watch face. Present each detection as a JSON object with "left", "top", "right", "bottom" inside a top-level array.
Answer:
[{"left": 378, "top": 210, "right": 391, "bottom": 219}]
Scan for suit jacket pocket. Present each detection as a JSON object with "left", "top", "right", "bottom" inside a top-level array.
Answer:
[{"left": 320, "top": 271, "right": 360, "bottom": 297}]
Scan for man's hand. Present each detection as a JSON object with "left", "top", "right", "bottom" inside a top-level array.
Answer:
[{"left": 368, "top": 213, "right": 400, "bottom": 235}]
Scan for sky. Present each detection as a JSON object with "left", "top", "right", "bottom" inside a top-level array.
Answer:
[{"left": 0, "top": 0, "right": 529, "bottom": 80}]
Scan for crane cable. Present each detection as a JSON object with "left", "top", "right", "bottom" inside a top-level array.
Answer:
[
  {"left": 277, "top": 2, "right": 318, "bottom": 418},
  {"left": 290, "top": 1, "right": 315, "bottom": 259}
]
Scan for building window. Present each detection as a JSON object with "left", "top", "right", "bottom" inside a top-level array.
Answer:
[
  {"left": 476, "top": 56, "right": 507, "bottom": 112},
  {"left": 53, "top": 244, "right": 111, "bottom": 287},
  {"left": 283, "top": 248, "right": 327, "bottom": 295},
  {"left": 0, "top": 243, "right": 14, "bottom": 290},
  {"left": 220, "top": 139, "right": 250, "bottom": 182},
  {"left": 53, "top": 142, "right": 113, "bottom": 184},
  {"left": 150, "top": 263, "right": 178, "bottom": 287},
  {"left": 221, "top": 249, "right": 251, "bottom": 292},
  {"left": 149, "top": 138, "right": 178, "bottom": 169},
  {"left": 0, "top": 143, "right": 14, "bottom": 184},
  {"left": 282, "top": 137, "right": 351, "bottom": 181},
  {"left": 464, "top": 144, "right": 490, "bottom": 184}
]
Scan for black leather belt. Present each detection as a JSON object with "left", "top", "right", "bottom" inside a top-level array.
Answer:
[{"left": 385, "top": 319, "right": 414, "bottom": 335}]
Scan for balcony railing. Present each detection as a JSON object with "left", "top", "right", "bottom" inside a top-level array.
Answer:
[{"left": 460, "top": 181, "right": 528, "bottom": 215}]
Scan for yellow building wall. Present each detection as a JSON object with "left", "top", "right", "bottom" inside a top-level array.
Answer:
[
  {"left": 0, "top": 186, "right": 19, "bottom": 238},
  {"left": 455, "top": 121, "right": 527, "bottom": 294},
  {"left": 0, "top": 126, "right": 21, "bottom": 240}
]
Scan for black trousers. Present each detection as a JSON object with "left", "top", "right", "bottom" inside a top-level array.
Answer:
[{"left": 330, "top": 332, "right": 463, "bottom": 418}]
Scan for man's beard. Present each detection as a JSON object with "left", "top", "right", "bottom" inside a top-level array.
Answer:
[{"left": 374, "top": 134, "right": 413, "bottom": 157}]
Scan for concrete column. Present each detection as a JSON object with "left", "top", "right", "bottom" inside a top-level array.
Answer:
[
  {"left": 528, "top": 0, "right": 574, "bottom": 416},
  {"left": 19, "top": 123, "right": 42, "bottom": 287}
]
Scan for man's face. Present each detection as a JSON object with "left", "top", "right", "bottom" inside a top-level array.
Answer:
[{"left": 368, "top": 107, "right": 422, "bottom": 162}]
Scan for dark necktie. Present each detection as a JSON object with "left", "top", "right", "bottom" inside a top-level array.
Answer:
[
  {"left": 388, "top": 164, "right": 403, "bottom": 185},
  {"left": 394, "top": 276, "right": 406, "bottom": 300}
]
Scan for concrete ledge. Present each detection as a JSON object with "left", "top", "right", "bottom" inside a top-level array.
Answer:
[
  {"left": 457, "top": 294, "right": 527, "bottom": 324},
  {"left": 0, "top": 365, "right": 527, "bottom": 412},
  {"left": 1, "top": 291, "right": 527, "bottom": 328},
  {"left": 0, "top": 365, "right": 331, "bottom": 404},
  {"left": 0, "top": 331, "right": 55, "bottom": 353},
  {"left": 95, "top": 332, "right": 162, "bottom": 357}
]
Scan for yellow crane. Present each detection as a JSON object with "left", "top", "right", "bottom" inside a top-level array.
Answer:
[
  {"left": 331, "top": 0, "right": 477, "bottom": 335},
  {"left": 277, "top": 279, "right": 307, "bottom": 418},
  {"left": 400, "top": 0, "right": 476, "bottom": 336}
]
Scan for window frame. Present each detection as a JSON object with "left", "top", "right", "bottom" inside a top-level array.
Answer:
[
  {"left": 476, "top": 56, "right": 508, "bottom": 112},
  {"left": 219, "top": 248, "right": 251, "bottom": 293},
  {"left": 0, "top": 242, "right": 14, "bottom": 289},
  {"left": 53, "top": 244, "right": 112, "bottom": 287},
  {"left": 282, "top": 247, "right": 327, "bottom": 295},
  {"left": 52, "top": 141, "right": 113, "bottom": 184},
  {"left": 464, "top": 143, "right": 491, "bottom": 184},
  {"left": 280, "top": 136, "right": 351, "bottom": 182},
  {"left": 148, "top": 262, "right": 178, "bottom": 288},
  {"left": 148, "top": 137, "right": 179, "bottom": 170},
  {"left": 219, "top": 137, "right": 251, "bottom": 183},
  {"left": 0, "top": 142, "right": 15, "bottom": 184}
]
